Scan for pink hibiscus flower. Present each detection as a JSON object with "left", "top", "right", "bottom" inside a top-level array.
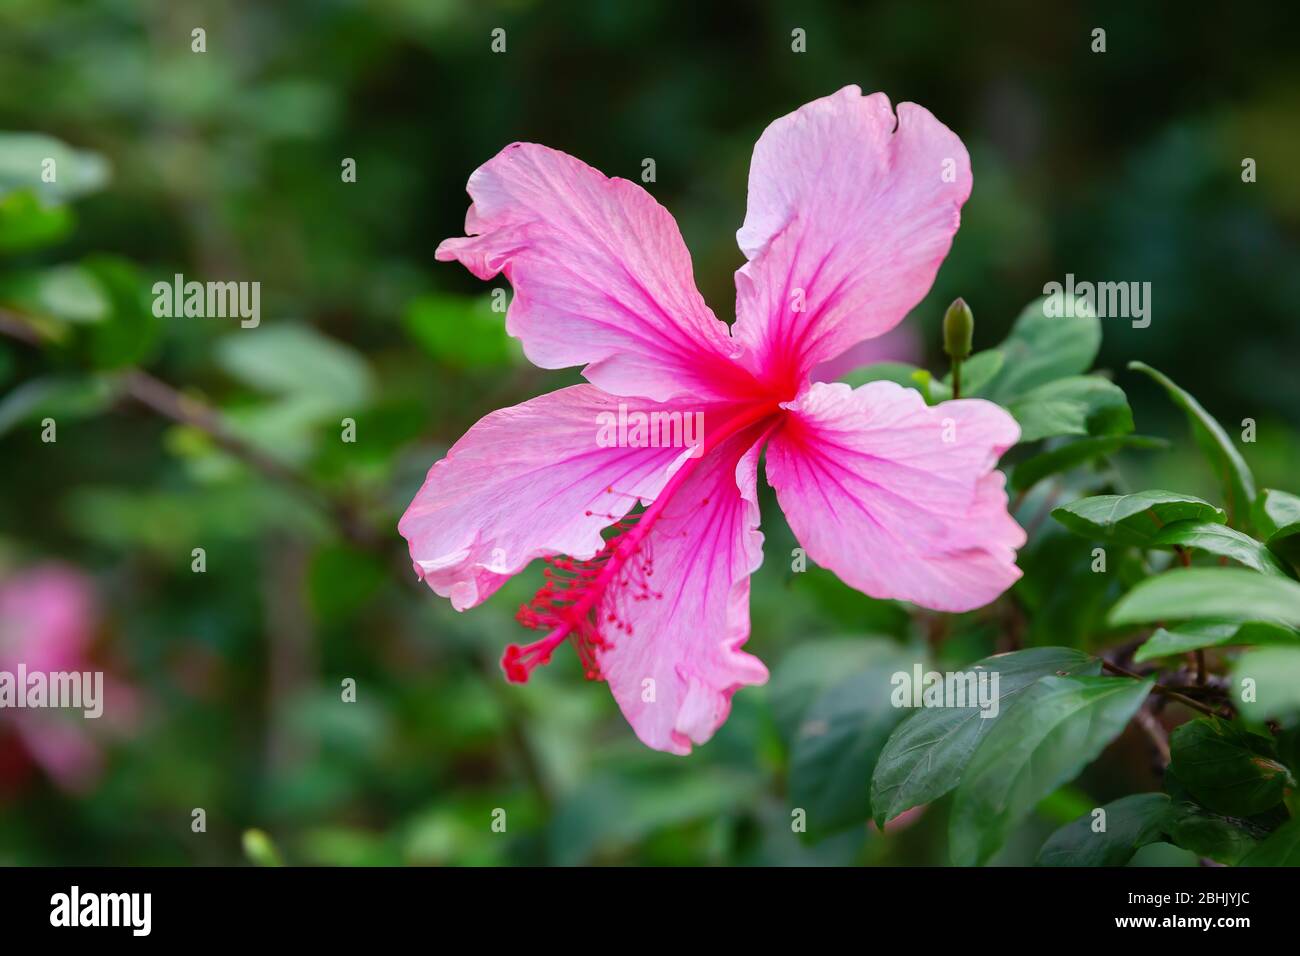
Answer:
[
  {"left": 0, "top": 563, "right": 137, "bottom": 792},
  {"left": 401, "top": 86, "right": 1025, "bottom": 754}
]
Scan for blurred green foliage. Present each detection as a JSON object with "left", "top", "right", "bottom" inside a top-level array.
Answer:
[{"left": 1, "top": 0, "right": 1299, "bottom": 865}]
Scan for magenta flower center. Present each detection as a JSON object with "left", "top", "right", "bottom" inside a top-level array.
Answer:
[{"left": 503, "top": 398, "right": 785, "bottom": 682}]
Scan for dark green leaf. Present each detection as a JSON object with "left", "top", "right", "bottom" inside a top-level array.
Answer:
[
  {"left": 548, "top": 767, "right": 763, "bottom": 865},
  {"left": 949, "top": 675, "right": 1152, "bottom": 866},
  {"left": 1238, "top": 817, "right": 1300, "bottom": 866},
  {"left": 1149, "top": 520, "right": 1292, "bottom": 577},
  {"left": 789, "top": 650, "right": 920, "bottom": 838},
  {"left": 1255, "top": 489, "right": 1300, "bottom": 570},
  {"left": 1278, "top": 725, "right": 1300, "bottom": 777},
  {"left": 1052, "top": 491, "right": 1225, "bottom": 547},
  {"left": 1255, "top": 488, "right": 1300, "bottom": 541},
  {"left": 1036, "top": 793, "right": 1170, "bottom": 867},
  {"left": 1253, "top": 489, "right": 1300, "bottom": 541},
  {"left": 1129, "top": 361, "right": 1255, "bottom": 526},
  {"left": 1010, "top": 435, "right": 1167, "bottom": 492},
  {"left": 1167, "top": 718, "right": 1293, "bottom": 816},
  {"left": 767, "top": 638, "right": 903, "bottom": 746},
  {"left": 1163, "top": 801, "right": 1263, "bottom": 865},
  {"left": 871, "top": 647, "right": 1099, "bottom": 827}
]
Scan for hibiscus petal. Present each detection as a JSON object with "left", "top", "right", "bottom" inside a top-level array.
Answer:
[
  {"left": 733, "top": 86, "right": 972, "bottom": 391},
  {"left": 437, "top": 143, "right": 754, "bottom": 402},
  {"left": 766, "top": 381, "right": 1024, "bottom": 612},
  {"left": 398, "top": 384, "right": 720, "bottom": 611},
  {"left": 597, "top": 424, "right": 771, "bottom": 755}
]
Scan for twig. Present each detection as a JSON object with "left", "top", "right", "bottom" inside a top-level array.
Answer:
[
  {"left": 122, "top": 368, "right": 378, "bottom": 547},
  {"left": 1133, "top": 707, "right": 1171, "bottom": 770},
  {"left": 1101, "top": 659, "right": 1232, "bottom": 719},
  {"left": 0, "top": 311, "right": 377, "bottom": 548},
  {"left": 0, "top": 308, "right": 42, "bottom": 346}
]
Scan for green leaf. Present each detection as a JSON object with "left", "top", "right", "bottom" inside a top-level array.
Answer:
[
  {"left": 985, "top": 293, "right": 1100, "bottom": 401},
  {"left": 871, "top": 647, "right": 1099, "bottom": 827},
  {"left": 1254, "top": 489, "right": 1300, "bottom": 570},
  {"left": 1148, "top": 520, "right": 1293, "bottom": 577},
  {"left": 767, "top": 638, "right": 902, "bottom": 746},
  {"left": 1007, "top": 376, "right": 1133, "bottom": 443},
  {"left": 940, "top": 348, "right": 1004, "bottom": 396},
  {"left": 1010, "top": 435, "right": 1167, "bottom": 492},
  {"left": 1232, "top": 647, "right": 1300, "bottom": 723},
  {"left": 1167, "top": 718, "right": 1293, "bottom": 816},
  {"left": 1109, "top": 569, "right": 1300, "bottom": 628},
  {"left": 0, "top": 374, "right": 117, "bottom": 437},
  {"left": 1035, "top": 785, "right": 1096, "bottom": 825},
  {"left": 76, "top": 256, "right": 161, "bottom": 369},
  {"left": 1014, "top": 531, "right": 1142, "bottom": 648},
  {"left": 548, "top": 766, "right": 762, "bottom": 865},
  {"left": 1162, "top": 801, "right": 1263, "bottom": 865},
  {"left": 1126, "top": 842, "right": 1201, "bottom": 866},
  {"left": 1052, "top": 491, "right": 1226, "bottom": 547},
  {"left": 1238, "top": 817, "right": 1300, "bottom": 866},
  {"left": 308, "top": 545, "right": 388, "bottom": 622},
  {"left": 1255, "top": 488, "right": 1300, "bottom": 542},
  {"left": 403, "top": 293, "right": 517, "bottom": 370},
  {"left": 949, "top": 675, "right": 1152, "bottom": 866},
  {"left": 1129, "top": 361, "right": 1255, "bottom": 526},
  {"left": 1036, "top": 793, "right": 1170, "bottom": 867},
  {"left": 0, "top": 190, "right": 74, "bottom": 253},
  {"left": 1134, "top": 620, "right": 1300, "bottom": 663},
  {"left": 788, "top": 650, "right": 920, "bottom": 838},
  {"left": 0, "top": 133, "right": 110, "bottom": 204},
  {"left": 0, "top": 263, "right": 111, "bottom": 324},
  {"left": 1276, "top": 725, "right": 1300, "bottom": 778},
  {"left": 216, "top": 323, "right": 373, "bottom": 413}
]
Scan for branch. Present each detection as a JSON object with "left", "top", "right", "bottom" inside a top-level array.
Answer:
[
  {"left": 0, "top": 308, "right": 43, "bottom": 347},
  {"left": 118, "top": 368, "right": 372, "bottom": 543},
  {"left": 1, "top": 309, "right": 378, "bottom": 549},
  {"left": 1101, "top": 659, "right": 1233, "bottom": 719},
  {"left": 1133, "top": 707, "right": 1171, "bottom": 770}
]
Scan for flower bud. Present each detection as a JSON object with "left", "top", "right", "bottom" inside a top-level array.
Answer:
[{"left": 943, "top": 297, "right": 973, "bottom": 361}]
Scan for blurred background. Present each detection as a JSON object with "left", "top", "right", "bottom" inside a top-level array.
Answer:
[{"left": 1, "top": 0, "right": 1298, "bottom": 865}]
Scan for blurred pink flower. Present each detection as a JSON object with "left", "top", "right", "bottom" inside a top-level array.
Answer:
[
  {"left": 0, "top": 563, "right": 135, "bottom": 792},
  {"left": 402, "top": 87, "right": 1024, "bottom": 754}
]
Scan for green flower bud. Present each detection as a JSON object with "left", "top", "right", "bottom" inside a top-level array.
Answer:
[
  {"left": 242, "top": 828, "right": 284, "bottom": 867},
  {"left": 943, "top": 297, "right": 973, "bottom": 361}
]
